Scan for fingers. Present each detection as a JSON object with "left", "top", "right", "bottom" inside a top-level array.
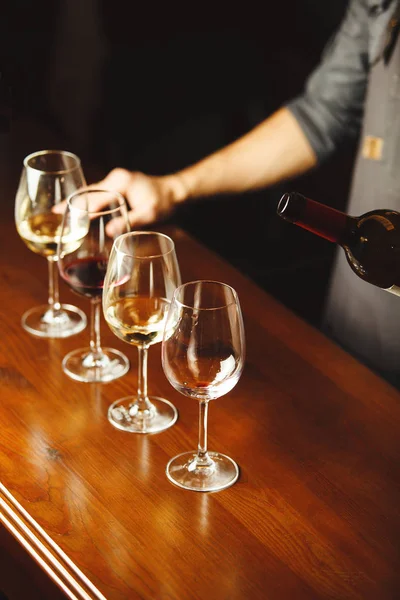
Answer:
[
  {"left": 105, "top": 215, "right": 129, "bottom": 237},
  {"left": 92, "top": 169, "right": 133, "bottom": 196},
  {"left": 105, "top": 206, "right": 156, "bottom": 237},
  {"left": 52, "top": 189, "right": 121, "bottom": 215},
  {"left": 52, "top": 183, "right": 106, "bottom": 214},
  {"left": 52, "top": 198, "right": 69, "bottom": 214},
  {"left": 84, "top": 170, "right": 134, "bottom": 214},
  {"left": 53, "top": 168, "right": 159, "bottom": 235},
  {"left": 53, "top": 169, "right": 132, "bottom": 214}
]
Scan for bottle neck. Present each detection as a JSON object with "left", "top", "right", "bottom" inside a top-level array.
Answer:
[{"left": 277, "top": 192, "right": 352, "bottom": 244}]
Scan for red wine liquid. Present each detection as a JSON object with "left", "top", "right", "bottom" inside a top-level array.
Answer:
[{"left": 61, "top": 256, "right": 108, "bottom": 298}]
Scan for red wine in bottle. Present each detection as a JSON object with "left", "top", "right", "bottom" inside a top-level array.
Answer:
[{"left": 277, "top": 191, "right": 400, "bottom": 295}]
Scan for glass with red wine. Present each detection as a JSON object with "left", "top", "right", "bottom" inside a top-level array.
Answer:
[{"left": 58, "top": 189, "right": 130, "bottom": 383}]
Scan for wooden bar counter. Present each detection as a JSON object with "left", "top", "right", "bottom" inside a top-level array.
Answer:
[{"left": 1, "top": 131, "right": 400, "bottom": 599}]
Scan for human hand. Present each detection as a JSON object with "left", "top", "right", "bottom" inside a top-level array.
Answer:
[
  {"left": 54, "top": 168, "right": 187, "bottom": 235},
  {"left": 92, "top": 169, "right": 185, "bottom": 234}
]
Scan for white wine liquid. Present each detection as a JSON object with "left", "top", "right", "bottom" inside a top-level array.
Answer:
[
  {"left": 18, "top": 213, "right": 87, "bottom": 257},
  {"left": 105, "top": 296, "right": 170, "bottom": 346}
]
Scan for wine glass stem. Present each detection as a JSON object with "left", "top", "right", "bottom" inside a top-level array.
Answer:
[
  {"left": 89, "top": 298, "right": 103, "bottom": 359},
  {"left": 136, "top": 345, "right": 152, "bottom": 412},
  {"left": 196, "top": 400, "right": 213, "bottom": 467},
  {"left": 47, "top": 257, "right": 61, "bottom": 314}
]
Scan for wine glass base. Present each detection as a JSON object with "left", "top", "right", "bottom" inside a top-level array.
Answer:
[
  {"left": 62, "top": 347, "right": 130, "bottom": 383},
  {"left": 166, "top": 451, "right": 239, "bottom": 492},
  {"left": 21, "top": 304, "right": 87, "bottom": 339},
  {"left": 108, "top": 396, "right": 178, "bottom": 434}
]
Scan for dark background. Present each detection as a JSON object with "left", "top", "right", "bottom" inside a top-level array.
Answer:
[{"left": 0, "top": 0, "right": 355, "bottom": 327}]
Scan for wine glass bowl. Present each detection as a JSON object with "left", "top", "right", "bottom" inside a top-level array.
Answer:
[
  {"left": 58, "top": 189, "right": 131, "bottom": 383},
  {"left": 15, "top": 149, "right": 87, "bottom": 337},
  {"left": 162, "top": 280, "right": 245, "bottom": 492},
  {"left": 102, "top": 231, "right": 181, "bottom": 433}
]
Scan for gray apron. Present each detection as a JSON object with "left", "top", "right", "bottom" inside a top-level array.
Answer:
[{"left": 323, "top": 1, "right": 400, "bottom": 377}]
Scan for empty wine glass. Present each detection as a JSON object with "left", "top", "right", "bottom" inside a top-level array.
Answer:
[
  {"left": 162, "top": 280, "right": 245, "bottom": 492},
  {"left": 103, "top": 231, "right": 181, "bottom": 433},
  {"left": 15, "top": 150, "right": 87, "bottom": 337},
  {"left": 58, "top": 189, "right": 130, "bottom": 383}
]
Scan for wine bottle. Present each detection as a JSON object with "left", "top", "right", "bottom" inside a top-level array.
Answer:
[{"left": 277, "top": 191, "right": 400, "bottom": 295}]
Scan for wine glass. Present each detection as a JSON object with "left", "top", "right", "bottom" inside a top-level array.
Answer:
[
  {"left": 162, "top": 280, "right": 245, "bottom": 492},
  {"left": 58, "top": 188, "right": 131, "bottom": 383},
  {"left": 102, "top": 231, "right": 181, "bottom": 433},
  {"left": 15, "top": 149, "right": 87, "bottom": 337}
]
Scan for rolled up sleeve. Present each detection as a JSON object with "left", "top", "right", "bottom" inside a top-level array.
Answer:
[{"left": 287, "top": 0, "right": 370, "bottom": 163}]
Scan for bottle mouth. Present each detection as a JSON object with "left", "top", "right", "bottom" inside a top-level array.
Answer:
[
  {"left": 276, "top": 192, "right": 306, "bottom": 223},
  {"left": 277, "top": 193, "right": 291, "bottom": 217}
]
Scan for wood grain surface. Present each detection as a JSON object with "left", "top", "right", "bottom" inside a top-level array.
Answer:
[{"left": 1, "top": 121, "right": 400, "bottom": 599}]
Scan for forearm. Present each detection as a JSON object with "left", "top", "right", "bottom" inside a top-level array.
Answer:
[{"left": 167, "top": 107, "right": 317, "bottom": 204}]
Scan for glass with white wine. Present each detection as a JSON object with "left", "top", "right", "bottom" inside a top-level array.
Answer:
[
  {"left": 103, "top": 231, "right": 181, "bottom": 433},
  {"left": 15, "top": 150, "right": 87, "bottom": 337}
]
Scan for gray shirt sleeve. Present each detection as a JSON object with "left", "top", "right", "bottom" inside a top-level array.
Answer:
[{"left": 287, "top": 0, "right": 370, "bottom": 164}]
